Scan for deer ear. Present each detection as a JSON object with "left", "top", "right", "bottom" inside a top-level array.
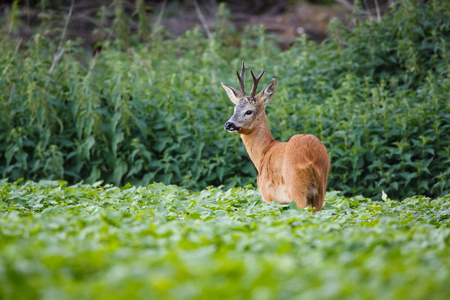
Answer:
[
  {"left": 221, "top": 83, "right": 240, "bottom": 105},
  {"left": 257, "top": 78, "right": 277, "bottom": 105}
]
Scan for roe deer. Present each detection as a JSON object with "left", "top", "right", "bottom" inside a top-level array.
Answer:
[{"left": 221, "top": 61, "right": 330, "bottom": 212}]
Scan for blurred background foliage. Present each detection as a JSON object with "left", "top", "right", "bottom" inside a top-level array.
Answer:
[{"left": 0, "top": 0, "right": 448, "bottom": 199}]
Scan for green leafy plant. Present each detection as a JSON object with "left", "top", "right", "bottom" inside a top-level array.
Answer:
[{"left": 0, "top": 180, "right": 449, "bottom": 299}]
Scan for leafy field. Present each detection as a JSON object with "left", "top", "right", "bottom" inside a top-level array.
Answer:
[{"left": 0, "top": 180, "right": 449, "bottom": 299}]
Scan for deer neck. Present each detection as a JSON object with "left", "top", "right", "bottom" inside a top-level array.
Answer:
[{"left": 240, "top": 114, "right": 275, "bottom": 173}]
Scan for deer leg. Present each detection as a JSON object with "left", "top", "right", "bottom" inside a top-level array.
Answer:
[
  {"left": 288, "top": 185, "right": 309, "bottom": 209},
  {"left": 258, "top": 181, "right": 274, "bottom": 203},
  {"left": 286, "top": 166, "right": 322, "bottom": 211}
]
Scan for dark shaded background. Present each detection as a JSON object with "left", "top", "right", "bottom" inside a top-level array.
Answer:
[{"left": 0, "top": 0, "right": 395, "bottom": 49}]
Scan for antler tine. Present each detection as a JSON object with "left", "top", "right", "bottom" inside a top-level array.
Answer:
[
  {"left": 236, "top": 60, "right": 248, "bottom": 96},
  {"left": 249, "top": 68, "right": 265, "bottom": 98}
]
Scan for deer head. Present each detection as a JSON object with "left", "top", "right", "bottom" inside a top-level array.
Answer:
[{"left": 221, "top": 61, "right": 277, "bottom": 135}]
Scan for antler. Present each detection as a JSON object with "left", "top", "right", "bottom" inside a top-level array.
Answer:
[
  {"left": 249, "top": 68, "right": 265, "bottom": 99},
  {"left": 236, "top": 60, "right": 248, "bottom": 96}
]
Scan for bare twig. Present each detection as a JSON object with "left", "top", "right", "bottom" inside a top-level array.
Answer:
[
  {"left": 2, "top": 38, "right": 22, "bottom": 75},
  {"left": 153, "top": 0, "right": 167, "bottom": 34},
  {"left": 58, "top": 0, "right": 74, "bottom": 51},
  {"left": 49, "top": 48, "right": 65, "bottom": 74},
  {"left": 374, "top": 0, "right": 382, "bottom": 21},
  {"left": 49, "top": 0, "right": 74, "bottom": 74},
  {"left": 86, "top": 52, "right": 99, "bottom": 78},
  {"left": 194, "top": 0, "right": 213, "bottom": 41},
  {"left": 8, "top": 83, "right": 16, "bottom": 105}
]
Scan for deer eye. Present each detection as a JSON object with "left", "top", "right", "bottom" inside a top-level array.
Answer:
[{"left": 245, "top": 110, "right": 253, "bottom": 116}]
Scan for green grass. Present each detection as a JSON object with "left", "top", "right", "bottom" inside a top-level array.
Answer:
[{"left": 0, "top": 180, "right": 449, "bottom": 299}]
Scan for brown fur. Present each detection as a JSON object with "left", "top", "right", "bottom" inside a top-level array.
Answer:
[{"left": 241, "top": 116, "right": 330, "bottom": 212}]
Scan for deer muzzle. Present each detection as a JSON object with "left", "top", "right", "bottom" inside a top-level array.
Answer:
[{"left": 224, "top": 121, "right": 240, "bottom": 133}]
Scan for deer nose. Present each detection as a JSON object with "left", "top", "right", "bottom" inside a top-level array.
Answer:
[
  {"left": 224, "top": 122, "right": 238, "bottom": 131},
  {"left": 224, "top": 122, "right": 233, "bottom": 130}
]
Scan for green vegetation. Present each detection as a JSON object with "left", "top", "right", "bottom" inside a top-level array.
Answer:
[
  {"left": 1, "top": 2, "right": 449, "bottom": 298},
  {"left": 0, "top": 180, "right": 449, "bottom": 299},
  {"left": 0, "top": 0, "right": 449, "bottom": 199}
]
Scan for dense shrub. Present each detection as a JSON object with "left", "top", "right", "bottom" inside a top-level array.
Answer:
[{"left": 0, "top": 0, "right": 449, "bottom": 199}]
